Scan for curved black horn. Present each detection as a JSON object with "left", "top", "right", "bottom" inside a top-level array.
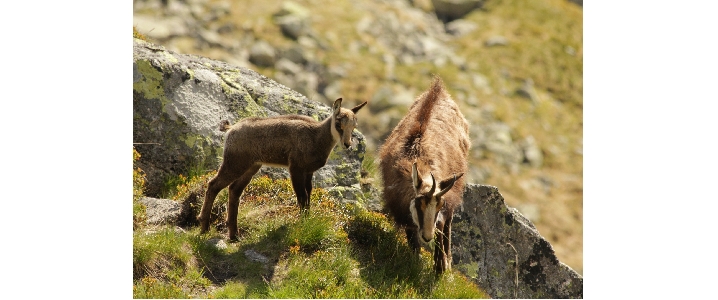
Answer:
[
  {"left": 435, "top": 174, "right": 457, "bottom": 198},
  {"left": 429, "top": 173, "right": 436, "bottom": 196}
]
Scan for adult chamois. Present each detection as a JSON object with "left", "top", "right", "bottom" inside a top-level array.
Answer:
[
  {"left": 379, "top": 76, "right": 470, "bottom": 273},
  {"left": 199, "top": 98, "right": 367, "bottom": 240}
]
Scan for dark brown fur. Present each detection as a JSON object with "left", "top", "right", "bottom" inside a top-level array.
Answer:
[
  {"left": 379, "top": 76, "right": 470, "bottom": 273},
  {"left": 199, "top": 98, "right": 367, "bottom": 240}
]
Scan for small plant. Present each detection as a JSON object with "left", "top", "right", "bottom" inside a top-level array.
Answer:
[
  {"left": 133, "top": 26, "right": 149, "bottom": 41},
  {"left": 133, "top": 147, "right": 147, "bottom": 229},
  {"left": 132, "top": 147, "right": 146, "bottom": 201}
]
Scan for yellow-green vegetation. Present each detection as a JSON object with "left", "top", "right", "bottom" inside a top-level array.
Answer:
[
  {"left": 132, "top": 166, "right": 489, "bottom": 298},
  {"left": 133, "top": 147, "right": 147, "bottom": 229},
  {"left": 133, "top": 26, "right": 150, "bottom": 42}
]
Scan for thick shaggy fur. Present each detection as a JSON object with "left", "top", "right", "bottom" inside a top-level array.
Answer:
[
  {"left": 379, "top": 76, "right": 470, "bottom": 273},
  {"left": 199, "top": 98, "right": 367, "bottom": 240}
]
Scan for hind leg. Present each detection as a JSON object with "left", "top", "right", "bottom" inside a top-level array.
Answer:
[
  {"left": 226, "top": 164, "right": 261, "bottom": 241},
  {"left": 198, "top": 162, "right": 245, "bottom": 233}
]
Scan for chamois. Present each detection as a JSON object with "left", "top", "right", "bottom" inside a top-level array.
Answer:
[
  {"left": 199, "top": 98, "right": 367, "bottom": 240},
  {"left": 379, "top": 76, "right": 470, "bottom": 273}
]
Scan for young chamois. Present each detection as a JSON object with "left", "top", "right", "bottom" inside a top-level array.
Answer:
[
  {"left": 199, "top": 98, "right": 367, "bottom": 240},
  {"left": 379, "top": 76, "right": 470, "bottom": 273}
]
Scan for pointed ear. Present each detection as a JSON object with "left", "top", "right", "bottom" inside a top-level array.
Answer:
[
  {"left": 351, "top": 101, "right": 368, "bottom": 114},
  {"left": 436, "top": 173, "right": 463, "bottom": 198},
  {"left": 332, "top": 98, "right": 343, "bottom": 115},
  {"left": 412, "top": 162, "right": 422, "bottom": 193}
]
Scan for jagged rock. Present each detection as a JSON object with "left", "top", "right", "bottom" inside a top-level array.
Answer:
[
  {"left": 452, "top": 184, "right": 583, "bottom": 298},
  {"left": 133, "top": 38, "right": 367, "bottom": 199},
  {"left": 139, "top": 197, "right": 182, "bottom": 225},
  {"left": 431, "top": 0, "right": 484, "bottom": 22}
]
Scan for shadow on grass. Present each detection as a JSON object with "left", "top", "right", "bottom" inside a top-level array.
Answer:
[
  {"left": 345, "top": 210, "right": 439, "bottom": 297},
  {"left": 195, "top": 224, "right": 291, "bottom": 298}
]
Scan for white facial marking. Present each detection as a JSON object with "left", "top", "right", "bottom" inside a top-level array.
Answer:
[{"left": 410, "top": 199, "right": 419, "bottom": 227}]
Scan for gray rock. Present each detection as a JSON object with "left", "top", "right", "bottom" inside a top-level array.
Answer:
[
  {"left": 133, "top": 38, "right": 366, "bottom": 197},
  {"left": 431, "top": 0, "right": 484, "bottom": 22},
  {"left": 275, "top": 14, "right": 309, "bottom": 40},
  {"left": 249, "top": 40, "right": 277, "bottom": 67},
  {"left": 244, "top": 249, "right": 270, "bottom": 264},
  {"left": 208, "top": 238, "right": 228, "bottom": 250},
  {"left": 485, "top": 35, "right": 509, "bottom": 47},
  {"left": 273, "top": 1, "right": 311, "bottom": 40},
  {"left": 452, "top": 184, "right": 583, "bottom": 298},
  {"left": 445, "top": 19, "right": 478, "bottom": 36},
  {"left": 520, "top": 136, "right": 543, "bottom": 168},
  {"left": 139, "top": 197, "right": 182, "bottom": 225},
  {"left": 275, "top": 58, "right": 303, "bottom": 76}
]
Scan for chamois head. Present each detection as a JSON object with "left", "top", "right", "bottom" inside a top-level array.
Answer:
[
  {"left": 409, "top": 162, "right": 464, "bottom": 244},
  {"left": 330, "top": 98, "right": 367, "bottom": 149}
]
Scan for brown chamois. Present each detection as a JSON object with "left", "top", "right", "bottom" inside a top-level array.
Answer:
[
  {"left": 199, "top": 98, "right": 367, "bottom": 240},
  {"left": 379, "top": 76, "right": 470, "bottom": 273}
]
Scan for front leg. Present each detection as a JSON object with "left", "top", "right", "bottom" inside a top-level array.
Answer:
[
  {"left": 434, "top": 215, "right": 447, "bottom": 274},
  {"left": 405, "top": 227, "right": 421, "bottom": 254},
  {"left": 304, "top": 172, "right": 314, "bottom": 207},
  {"left": 289, "top": 167, "right": 309, "bottom": 212}
]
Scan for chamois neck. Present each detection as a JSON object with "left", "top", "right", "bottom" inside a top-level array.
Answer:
[{"left": 321, "top": 114, "right": 339, "bottom": 148}]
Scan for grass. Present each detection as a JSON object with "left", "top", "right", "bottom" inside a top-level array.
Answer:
[{"left": 132, "top": 161, "right": 489, "bottom": 298}]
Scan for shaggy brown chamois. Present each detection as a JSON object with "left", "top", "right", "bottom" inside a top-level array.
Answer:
[
  {"left": 198, "top": 98, "right": 368, "bottom": 240},
  {"left": 379, "top": 76, "right": 470, "bottom": 273}
]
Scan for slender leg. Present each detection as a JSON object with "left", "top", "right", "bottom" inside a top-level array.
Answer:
[
  {"left": 443, "top": 212, "right": 453, "bottom": 272},
  {"left": 199, "top": 164, "right": 240, "bottom": 233},
  {"left": 304, "top": 172, "right": 314, "bottom": 208},
  {"left": 289, "top": 167, "right": 309, "bottom": 212},
  {"left": 405, "top": 227, "right": 421, "bottom": 254},
  {"left": 434, "top": 216, "right": 447, "bottom": 273},
  {"left": 226, "top": 164, "right": 261, "bottom": 241}
]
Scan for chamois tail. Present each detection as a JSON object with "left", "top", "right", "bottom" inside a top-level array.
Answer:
[{"left": 218, "top": 120, "right": 231, "bottom": 132}]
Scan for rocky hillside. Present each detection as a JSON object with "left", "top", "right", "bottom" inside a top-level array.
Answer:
[{"left": 133, "top": 0, "right": 583, "bottom": 274}]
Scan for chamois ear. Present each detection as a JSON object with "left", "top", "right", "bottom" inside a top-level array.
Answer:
[
  {"left": 351, "top": 101, "right": 368, "bottom": 114},
  {"left": 332, "top": 98, "right": 343, "bottom": 115},
  {"left": 436, "top": 173, "right": 463, "bottom": 198},
  {"left": 411, "top": 162, "right": 422, "bottom": 193}
]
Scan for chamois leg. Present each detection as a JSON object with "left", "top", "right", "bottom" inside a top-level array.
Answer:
[
  {"left": 434, "top": 214, "right": 447, "bottom": 274},
  {"left": 198, "top": 162, "right": 244, "bottom": 233},
  {"left": 289, "top": 167, "right": 310, "bottom": 212},
  {"left": 405, "top": 227, "right": 421, "bottom": 254},
  {"left": 443, "top": 212, "right": 453, "bottom": 272},
  {"left": 304, "top": 172, "right": 314, "bottom": 206},
  {"left": 226, "top": 164, "right": 262, "bottom": 241}
]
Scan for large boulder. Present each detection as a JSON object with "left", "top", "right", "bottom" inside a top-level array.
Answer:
[
  {"left": 133, "top": 38, "right": 367, "bottom": 199},
  {"left": 452, "top": 184, "right": 583, "bottom": 298}
]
